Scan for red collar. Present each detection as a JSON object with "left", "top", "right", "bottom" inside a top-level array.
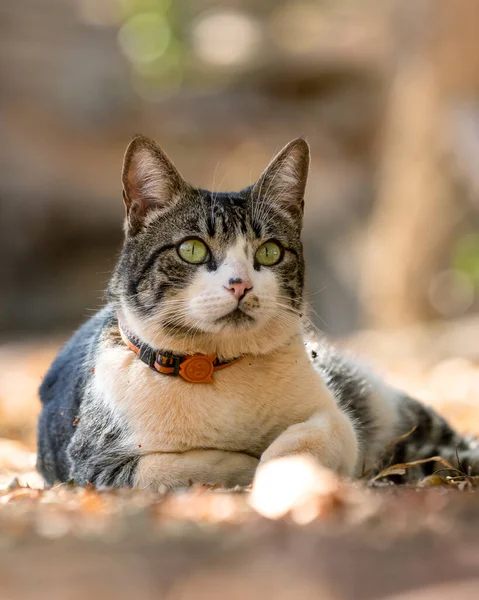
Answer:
[{"left": 119, "top": 324, "right": 243, "bottom": 383}]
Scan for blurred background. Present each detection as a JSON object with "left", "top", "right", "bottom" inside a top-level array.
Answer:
[{"left": 1, "top": 0, "right": 479, "bottom": 455}]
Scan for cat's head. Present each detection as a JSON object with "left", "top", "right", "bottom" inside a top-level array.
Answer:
[{"left": 109, "top": 135, "right": 309, "bottom": 358}]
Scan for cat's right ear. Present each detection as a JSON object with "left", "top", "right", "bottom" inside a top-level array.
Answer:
[{"left": 122, "top": 135, "right": 186, "bottom": 234}]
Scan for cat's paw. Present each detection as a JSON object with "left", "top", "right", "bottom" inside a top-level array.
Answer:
[
  {"left": 260, "top": 423, "right": 326, "bottom": 464},
  {"left": 250, "top": 454, "right": 340, "bottom": 520},
  {"left": 260, "top": 412, "right": 358, "bottom": 476}
]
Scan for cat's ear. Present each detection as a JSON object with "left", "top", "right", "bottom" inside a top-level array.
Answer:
[
  {"left": 252, "top": 138, "right": 310, "bottom": 222},
  {"left": 122, "top": 135, "right": 186, "bottom": 233}
]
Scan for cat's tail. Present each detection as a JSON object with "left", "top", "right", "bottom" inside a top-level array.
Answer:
[
  {"left": 311, "top": 341, "right": 479, "bottom": 483},
  {"left": 373, "top": 393, "right": 479, "bottom": 483}
]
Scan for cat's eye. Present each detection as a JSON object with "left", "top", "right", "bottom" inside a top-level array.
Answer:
[
  {"left": 255, "top": 241, "right": 283, "bottom": 266},
  {"left": 177, "top": 238, "right": 209, "bottom": 264}
]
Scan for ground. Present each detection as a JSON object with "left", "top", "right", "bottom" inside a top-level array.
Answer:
[{"left": 1, "top": 322, "right": 479, "bottom": 599}]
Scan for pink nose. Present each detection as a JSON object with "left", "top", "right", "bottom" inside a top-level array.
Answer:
[{"left": 225, "top": 278, "right": 253, "bottom": 301}]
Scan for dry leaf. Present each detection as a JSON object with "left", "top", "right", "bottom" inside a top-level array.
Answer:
[{"left": 372, "top": 456, "right": 456, "bottom": 482}]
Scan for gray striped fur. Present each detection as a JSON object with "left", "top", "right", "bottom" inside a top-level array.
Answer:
[{"left": 37, "top": 135, "right": 479, "bottom": 488}]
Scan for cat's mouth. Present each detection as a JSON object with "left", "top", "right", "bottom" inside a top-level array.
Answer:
[{"left": 216, "top": 308, "right": 255, "bottom": 327}]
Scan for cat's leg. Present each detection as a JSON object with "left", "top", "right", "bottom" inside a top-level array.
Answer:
[
  {"left": 260, "top": 408, "right": 358, "bottom": 476},
  {"left": 69, "top": 441, "right": 258, "bottom": 490},
  {"left": 66, "top": 392, "right": 259, "bottom": 489},
  {"left": 135, "top": 450, "right": 259, "bottom": 490}
]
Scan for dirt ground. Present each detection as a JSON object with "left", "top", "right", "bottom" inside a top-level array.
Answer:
[{"left": 1, "top": 322, "right": 479, "bottom": 599}]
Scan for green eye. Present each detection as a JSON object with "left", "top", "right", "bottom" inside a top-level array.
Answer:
[
  {"left": 178, "top": 239, "right": 209, "bottom": 264},
  {"left": 255, "top": 241, "right": 283, "bottom": 266}
]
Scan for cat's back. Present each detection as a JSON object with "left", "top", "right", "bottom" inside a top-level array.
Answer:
[{"left": 37, "top": 306, "right": 115, "bottom": 484}]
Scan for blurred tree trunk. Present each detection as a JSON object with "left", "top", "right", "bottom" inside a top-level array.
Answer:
[{"left": 360, "top": 0, "right": 479, "bottom": 328}]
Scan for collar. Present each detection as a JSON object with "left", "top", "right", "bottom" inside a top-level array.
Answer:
[{"left": 119, "top": 323, "right": 243, "bottom": 383}]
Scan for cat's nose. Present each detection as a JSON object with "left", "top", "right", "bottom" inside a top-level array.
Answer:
[{"left": 224, "top": 278, "right": 253, "bottom": 301}]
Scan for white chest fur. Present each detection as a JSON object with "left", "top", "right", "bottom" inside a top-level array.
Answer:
[{"left": 92, "top": 337, "right": 337, "bottom": 457}]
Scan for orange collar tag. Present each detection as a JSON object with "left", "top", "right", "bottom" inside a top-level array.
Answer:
[{"left": 179, "top": 355, "right": 216, "bottom": 383}]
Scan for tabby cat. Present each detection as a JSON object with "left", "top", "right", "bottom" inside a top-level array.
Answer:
[{"left": 37, "top": 135, "right": 478, "bottom": 489}]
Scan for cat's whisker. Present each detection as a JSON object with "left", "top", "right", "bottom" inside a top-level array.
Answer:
[
  {"left": 303, "top": 284, "right": 332, "bottom": 298},
  {"left": 299, "top": 300, "right": 329, "bottom": 331}
]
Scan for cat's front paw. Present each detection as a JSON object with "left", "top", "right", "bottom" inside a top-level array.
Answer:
[
  {"left": 261, "top": 423, "right": 324, "bottom": 463},
  {"left": 260, "top": 414, "right": 357, "bottom": 476},
  {"left": 251, "top": 455, "right": 340, "bottom": 520}
]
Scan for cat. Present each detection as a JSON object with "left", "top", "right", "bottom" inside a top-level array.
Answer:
[{"left": 37, "top": 135, "right": 479, "bottom": 490}]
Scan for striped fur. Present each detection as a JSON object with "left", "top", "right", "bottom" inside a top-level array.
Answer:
[
  {"left": 37, "top": 135, "right": 479, "bottom": 489},
  {"left": 312, "top": 342, "right": 479, "bottom": 481}
]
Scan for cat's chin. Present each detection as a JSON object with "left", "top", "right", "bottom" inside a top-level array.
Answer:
[
  {"left": 120, "top": 303, "right": 301, "bottom": 359},
  {"left": 214, "top": 308, "right": 256, "bottom": 328}
]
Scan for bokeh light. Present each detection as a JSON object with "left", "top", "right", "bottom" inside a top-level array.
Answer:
[
  {"left": 191, "top": 9, "right": 261, "bottom": 68},
  {"left": 118, "top": 12, "right": 171, "bottom": 65}
]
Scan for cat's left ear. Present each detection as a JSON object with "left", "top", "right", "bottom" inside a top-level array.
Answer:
[
  {"left": 252, "top": 138, "right": 310, "bottom": 222},
  {"left": 122, "top": 135, "right": 186, "bottom": 234}
]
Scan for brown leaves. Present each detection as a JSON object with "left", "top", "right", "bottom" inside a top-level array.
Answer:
[
  {"left": 160, "top": 486, "right": 252, "bottom": 524},
  {"left": 371, "top": 456, "right": 456, "bottom": 482},
  {"left": 362, "top": 425, "right": 418, "bottom": 479},
  {"left": 0, "top": 438, "right": 41, "bottom": 491}
]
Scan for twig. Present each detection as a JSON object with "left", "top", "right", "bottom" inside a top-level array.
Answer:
[{"left": 362, "top": 425, "right": 417, "bottom": 479}]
